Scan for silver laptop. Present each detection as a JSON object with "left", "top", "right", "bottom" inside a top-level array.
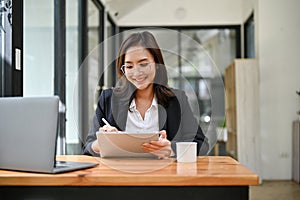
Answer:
[
  {"left": 96, "top": 131, "right": 159, "bottom": 158},
  {"left": 0, "top": 96, "right": 98, "bottom": 173}
]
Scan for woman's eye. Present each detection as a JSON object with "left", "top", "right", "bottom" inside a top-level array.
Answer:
[
  {"left": 125, "top": 65, "right": 133, "bottom": 69},
  {"left": 140, "top": 63, "right": 149, "bottom": 67}
]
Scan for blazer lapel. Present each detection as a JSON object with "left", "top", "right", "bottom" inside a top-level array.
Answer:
[
  {"left": 158, "top": 104, "right": 167, "bottom": 130},
  {"left": 115, "top": 103, "right": 128, "bottom": 131},
  {"left": 111, "top": 93, "right": 129, "bottom": 131}
]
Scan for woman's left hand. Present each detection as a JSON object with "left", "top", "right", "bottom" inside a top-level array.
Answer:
[{"left": 142, "top": 130, "right": 172, "bottom": 159}]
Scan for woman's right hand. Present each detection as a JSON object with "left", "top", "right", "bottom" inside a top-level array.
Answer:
[
  {"left": 99, "top": 125, "right": 118, "bottom": 132},
  {"left": 92, "top": 125, "right": 119, "bottom": 153}
]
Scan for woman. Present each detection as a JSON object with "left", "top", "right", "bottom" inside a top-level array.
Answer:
[{"left": 83, "top": 31, "right": 208, "bottom": 158}]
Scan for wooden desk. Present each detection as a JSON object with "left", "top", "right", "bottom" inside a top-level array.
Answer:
[{"left": 0, "top": 155, "right": 258, "bottom": 200}]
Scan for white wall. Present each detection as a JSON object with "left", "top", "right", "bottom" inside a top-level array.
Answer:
[
  {"left": 242, "top": 0, "right": 255, "bottom": 22},
  {"left": 115, "top": 0, "right": 243, "bottom": 26},
  {"left": 228, "top": 0, "right": 300, "bottom": 180},
  {"left": 257, "top": 0, "right": 300, "bottom": 180}
]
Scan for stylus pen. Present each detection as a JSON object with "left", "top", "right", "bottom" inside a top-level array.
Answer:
[
  {"left": 102, "top": 118, "right": 112, "bottom": 127},
  {"left": 159, "top": 134, "right": 163, "bottom": 141}
]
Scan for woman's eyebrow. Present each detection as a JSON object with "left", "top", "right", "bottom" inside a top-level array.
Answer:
[
  {"left": 137, "top": 58, "right": 149, "bottom": 63},
  {"left": 125, "top": 58, "right": 149, "bottom": 64}
]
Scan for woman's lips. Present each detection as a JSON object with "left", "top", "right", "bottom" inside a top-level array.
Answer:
[{"left": 133, "top": 76, "right": 147, "bottom": 83}]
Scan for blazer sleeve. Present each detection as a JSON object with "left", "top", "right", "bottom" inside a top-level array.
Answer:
[
  {"left": 82, "top": 115, "right": 101, "bottom": 156},
  {"left": 170, "top": 90, "right": 209, "bottom": 156},
  {"left": 82, "top": 89, "right": 112, "bottom": 156}
]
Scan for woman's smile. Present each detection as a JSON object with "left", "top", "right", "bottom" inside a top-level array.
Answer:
[
  {"left": 132, "top": 75, "right": 150, "bottom": 88},
  {"left": 133, "top": 75, "right": 147, "bottom": 83}
]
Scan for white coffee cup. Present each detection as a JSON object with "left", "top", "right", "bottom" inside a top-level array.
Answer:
[{"left": 176, "top": 142, "right": 197, "bottom": 163}]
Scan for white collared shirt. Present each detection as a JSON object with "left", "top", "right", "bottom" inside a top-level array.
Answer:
[{"left": 125, "top": 96, "right": 159, "bottom": 132}]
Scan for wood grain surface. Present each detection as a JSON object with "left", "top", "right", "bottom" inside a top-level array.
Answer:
[{"left": 0, "top": 155, "right": 259, "bottom": 186}]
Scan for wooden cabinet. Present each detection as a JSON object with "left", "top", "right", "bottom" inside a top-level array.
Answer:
[
  {"left": 225, "top": 59, "right": 261, "bottom": 180},
  {"left": 293, "top": 120, "right": 300, "bottom": 183},
  {"left": 225, "top": 60, "right": 237, "bottom": 158}
]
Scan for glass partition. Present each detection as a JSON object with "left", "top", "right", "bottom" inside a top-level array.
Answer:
[
  {"left": 121, "top": 27, "right": 238, "bottom": 154},
  {"left": 122, "top": 28, "right": 236, "bottom": 122}
]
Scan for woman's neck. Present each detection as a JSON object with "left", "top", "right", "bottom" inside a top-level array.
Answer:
[
  {"left": 134, "top": 85, "right": 154, "bottom": 120},
  {"left": 135, "top": 84, "right": 154, "bottom": 100}
]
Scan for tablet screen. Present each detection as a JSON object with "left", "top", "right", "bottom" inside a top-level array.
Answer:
[{"left": 96, "top": 132, "right": 159, "bottom": 158}]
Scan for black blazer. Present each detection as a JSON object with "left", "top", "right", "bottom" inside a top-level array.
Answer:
[{"left": 82, "top": 88, "right": 209, "bottom": 156}]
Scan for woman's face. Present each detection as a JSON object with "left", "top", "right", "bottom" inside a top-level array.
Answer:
[{"left": 123, "top": 46, "right": 156, "bottom": 90}]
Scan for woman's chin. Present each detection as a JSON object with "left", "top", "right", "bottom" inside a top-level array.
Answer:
[
  {"left": 135, "top": 84, "right": 148, "bottom": 90},
  {"left": 134, "top": 82, "right": 151, "bottom": 90}
]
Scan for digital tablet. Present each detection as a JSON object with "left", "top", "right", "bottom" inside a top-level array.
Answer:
[{"left": 96, "top": 131, "right": 160, "bottom": 158}]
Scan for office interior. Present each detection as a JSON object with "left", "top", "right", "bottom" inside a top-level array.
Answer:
[{"left": 0, "top": 0, "right": 299, "bottom": 186}]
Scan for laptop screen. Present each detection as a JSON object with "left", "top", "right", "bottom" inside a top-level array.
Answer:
[{"left": 0, "top": 96, "right": 59, "bottom": 173}]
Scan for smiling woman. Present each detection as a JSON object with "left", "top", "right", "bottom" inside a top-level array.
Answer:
[{"left": 83, "top": 31, "right": 209, "bottom": 159}]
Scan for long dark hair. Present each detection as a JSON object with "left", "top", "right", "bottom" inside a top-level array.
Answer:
[{"left": 115, "top": 31, "right": 175, "bottom": 107}]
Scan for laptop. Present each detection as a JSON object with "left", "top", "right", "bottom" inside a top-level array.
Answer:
[
  {"left": 96, "top": 131, "right": 159, "bottom": 158},
  {"left": 0, "top": 96, "right": 98, "bottom": 173}
]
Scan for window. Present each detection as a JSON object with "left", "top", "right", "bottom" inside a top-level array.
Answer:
[
  {"left": 244, "top": 13, "right": 255, "bottom": 58},
  {"left": 24, "top": 0, "right": 54, "bottom": 96},
  {"left": 105, "top": 14, "right": 117, "bottom": 88},
  {"left": 68, "top": 0, "right": 105, "bottom": 153},
  {"left": 23, "top": 0, "right": 105, "bottom": 154}
]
